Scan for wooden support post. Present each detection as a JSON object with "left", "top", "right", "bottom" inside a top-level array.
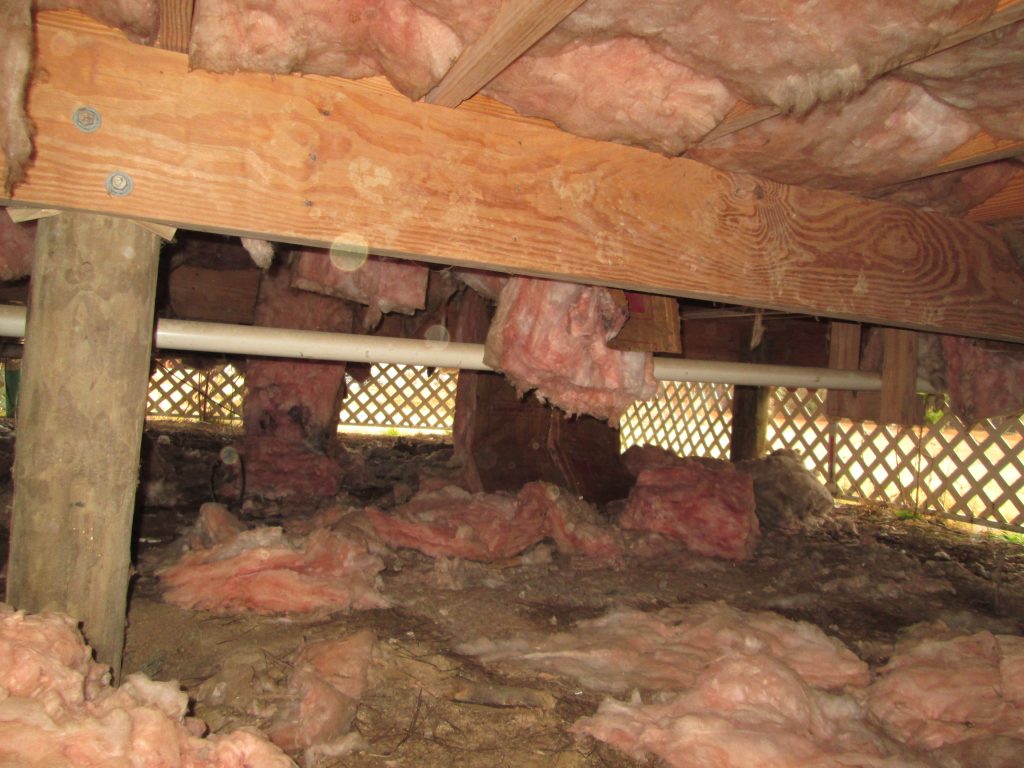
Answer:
[
  {"left": 729, "top": 384, "right": 771, "bottom": 462},
  {"left": 880, "top": 328, "right": 921, "bottom": 426},
  {"left": 5, "top": 213, "right": 160, "bottom": 676}
]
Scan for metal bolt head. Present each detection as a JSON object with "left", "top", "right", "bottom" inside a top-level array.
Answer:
[
  {"left": 72, "top": 106, "right": 101, "bottom": 132},
  {"left": 105, "top": 172, "right": 133, "bottom": 196}
]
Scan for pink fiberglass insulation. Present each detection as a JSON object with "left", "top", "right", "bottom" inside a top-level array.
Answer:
[
  {"left": 1, "top": 1, "right": 32, "bottom": 196},
  {"left": 867, "top": 629, "right": 1024, "bottom": 750},
  {"left": 870, "top": 160, "right": 1024, "bottom": 217},
  {"left": 36, "top": 0, "right": 159, "bottom": 43},
  {"left": 690, "top": 77, "right": 978, "bottom": 193},
  {"left": 538, "top": 0, "right": 997, "bottom": 114},
  {"left": 940, "top": 335, "right": 1024, "bottom": 424},
  {"left": 517, "top": 481, "right": 622, "bottom": 561},
  {"left": 483, "top": 277, "right": 657, "bottom": 422},
  {"left": 484, "top": 36, "right": 735, "bottom": 156},
  {"left": 0, "top": 603, "right": 295, "bottom": 768},
  {"left": 267, "top": 630, "right": 375, "bottom": 755},
  {"left": 159, "top": 509, "right": 388, "bottom": 614},
  {"left": 291, "top": 250, "right": 429, "bottom": 330},
  {"left": 899, "top": 21, "right": 1024, "bottom": 141},
  {"left": 183, "top": 0, "right": 997, "bottom": 159},
  {"left": 366, "top": 486, "right": 547, "bottom": 561},
  {"left": 458, "top": 601, "right": 869, "bottom": 696},
  {"left": 243, "top": 262, "right": 352, "bottom": 500},
  {"left": 0, "top": 212, "right": 34, "bottom": 281},
  {"left": 572, "top": 653, "right": 930, "bottom": 768},
  {"left": 189, "top": 0, "right": 465, "bottom": 100},
  {"left": 621, "top": 459, "right": 759, "bottom": 562}
]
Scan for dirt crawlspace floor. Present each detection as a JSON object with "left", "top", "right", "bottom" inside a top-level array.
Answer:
[{"left": 4, "top": 426, "right": 1024, "bottom": 767}]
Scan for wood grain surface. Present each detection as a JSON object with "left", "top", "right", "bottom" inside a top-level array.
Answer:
[{"left": 4, "top": 11, "right": 1024, "bottom": 342}]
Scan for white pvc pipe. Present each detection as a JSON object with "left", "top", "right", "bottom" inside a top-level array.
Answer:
[{"left": 0, "top": 304, "right": 935, "bottom": 392}]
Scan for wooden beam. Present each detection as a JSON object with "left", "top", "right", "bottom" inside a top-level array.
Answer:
[
  {"left": 968, "top": 170, "right": 1024, "bottom": 223},
  {"left": 426, "top": 0, "right": 586, "bottom": 108},
  {"left": 699, "top": 0, "right": 1024, "bottom": 144},
  {"left": 6, "top": 212, "right": 160, "bottom": 677},
  {"left": 5, "top": 11, "right": 1024, "bottom": 343}
]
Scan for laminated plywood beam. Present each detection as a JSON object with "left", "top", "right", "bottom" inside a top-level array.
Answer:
[
  {"left": 155, "top": 0, "right": 193, "bottom": 53},
  {"left": 5, "top": 11, "right": 1024, "bottom": 343},
  {"left": 426, "top": 0, "right": 587, "bottom": 107}
]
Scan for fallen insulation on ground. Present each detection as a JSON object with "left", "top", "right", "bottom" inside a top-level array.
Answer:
[{"left": 4, "top": 435, "right": 1024, "bottom": 767}]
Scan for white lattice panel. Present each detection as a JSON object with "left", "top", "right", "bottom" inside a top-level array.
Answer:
[
  {"left": 147, "top": 359, "right": 244, "bottom": 424},
  {"left": 765, "top": 388, "right": 832, "bottom": 485},
  {"left": 338, "top": 364, "right": 457, "bottom": 433},
  {"left": 917, "top": 412, "right": 1024, "bottom": 531},
  {"left": 620, "top": 382, "right": 733, "bottom": 459}
]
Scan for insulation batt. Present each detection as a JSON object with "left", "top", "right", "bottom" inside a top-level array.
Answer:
[
  {"left": 866, "top": 628, "right": 1024, "bottom": 750},
  {"left": 458, "top": 601, "right": 870, "bottom": 696},
  {"left": 940, "top": 335, "right": 1024, "bottom": 424},
  {"left": 1, "top": 0, "right": 32, "bottom": 196},
  {"left": 870, "top": 160, "right": 1024, "bottom": 217},
  {"left": 517, "top": 481, "right": 622, "bottom": 562},
  {"left": 483, "top": 277, "right": 657, "bottom": 422},
  {"left": 243, "top": 262, "right": 352, "bottom": 500},
  {"left": 621, "top": 459, "right": 759, "bottom": 562},
  {"left": 0, "top": 603, "right": 295, "bottom": 768},
  {"left": 572, "top": 653, "right": 931, "bottom": 768},
  {"left": 267, "top": 631, "right": 374, "bottom": 759},
  {"left": 899, "top": 20, "right": 1024, "bottom": 141},
  {"left": 159, "top": 506, "right": 389, "bottom": 614},
  {"left": 689, "top": 78, "right": 978, "bottom": 193},
  {"left": 36, "top": 0, "right": 160, "bottom": 43},
  {"left": 183, "top": 0, "right": 997, "bottom": 159},
  {"left": 367, "top": 482, "right": 626, "bottom": 562},
  {"left": 366, "top": 485, "right": 547, "bottom": 561},
  {"left": 291, "top": 250, "right": 429, "bottom": 331},
  {"left": 189, "top": 0, "right": 464, "bottom": 100},
  {"left": 0, "top": 213, "right": 34, "bottom": 281}
]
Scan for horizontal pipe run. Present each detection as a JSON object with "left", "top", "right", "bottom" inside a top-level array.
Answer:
[{"left": 0, "top": 304, "right": 936, "bottom": 393}]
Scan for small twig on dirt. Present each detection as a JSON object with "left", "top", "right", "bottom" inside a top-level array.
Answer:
[{"left": 367, "top": 687, "right": 424, "bottom": 757}]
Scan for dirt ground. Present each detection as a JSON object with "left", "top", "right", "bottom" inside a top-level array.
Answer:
[{"left": 5, "top": 424, "right": 1024, "bottom": 766}]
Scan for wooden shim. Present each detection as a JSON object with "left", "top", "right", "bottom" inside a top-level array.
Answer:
[
  {"left": 880, "top": 328, "right": 921, "bottom": 426},
  {"left": 6, "top": 212, "right": 160, "bottom": 676},
  {"left": 427, "top": 0, "right": 587, "bottom": 107},
  {"left": 5, "top": 11, "right": 1024, "bottom": 343},
  {"left": 4, "top": 207, "right": 60, "bottom": 223},
  {"left": 699, "top": 0, "right": 1024, "bottom": 144}
]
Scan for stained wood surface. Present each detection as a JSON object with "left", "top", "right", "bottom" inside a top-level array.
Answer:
[
  {"left": 880, "top": 328, "right": 921, "bottom": 426},
  {"left": 155, "top": 0, "right": 193, "bottom": 53},
  {"left": 5, "top": 11, "right": 1024, "bottom": 342},
  {"left": 427, "top": 0, "right": 587, "bottom": 107},
  {"left": 6, "top": 212, "right": 160, "bottom": 676},
  {"left": 825, "top": 322, "right": 881, "bottom": 421},
  {"left": 968, "top": 170, "right": 1024, "bottom": 223}
]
